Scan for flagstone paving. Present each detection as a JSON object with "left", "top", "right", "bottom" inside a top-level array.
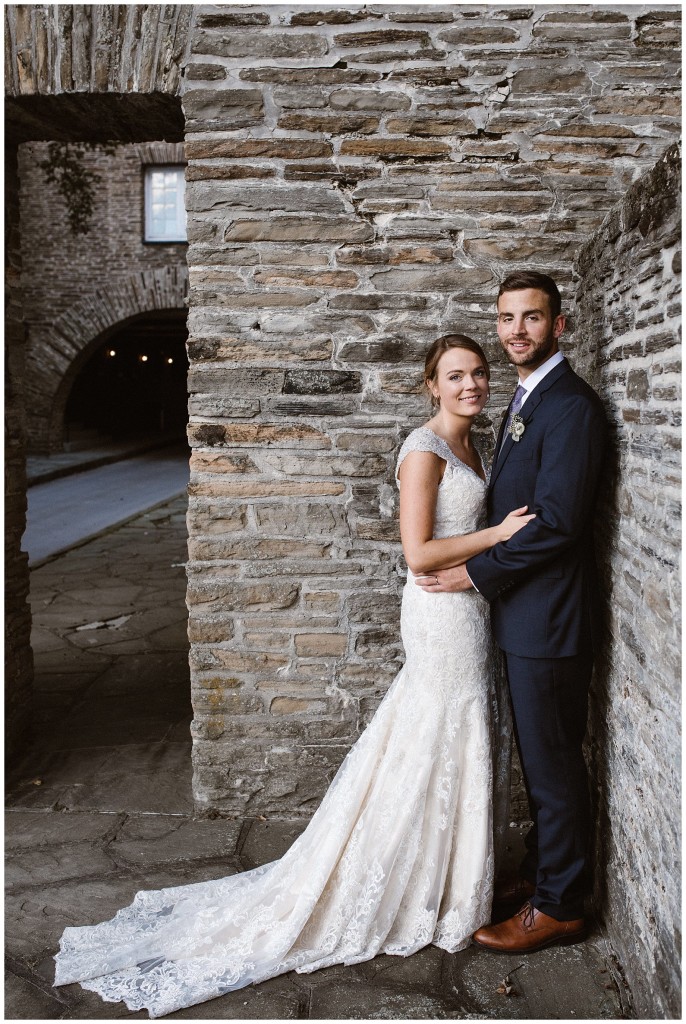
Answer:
[{"left": 6, "top": 493, "right": 631, "bottom": 1019}]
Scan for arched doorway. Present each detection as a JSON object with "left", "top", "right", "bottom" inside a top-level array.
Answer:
[{"left": 4, "top": 4, "right": 192, "bottom": 759}]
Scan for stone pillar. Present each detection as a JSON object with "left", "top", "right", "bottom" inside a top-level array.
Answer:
[
  {"left": 574, "top": 142, "right": 681, "bottom": 1020},
  {"left": 5, "top": 143, "right": 34, "bottom": 762}
]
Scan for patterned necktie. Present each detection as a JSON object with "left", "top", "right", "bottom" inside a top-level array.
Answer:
[{"left": 499, "top": 384, "right": 526, "bottom": 456}]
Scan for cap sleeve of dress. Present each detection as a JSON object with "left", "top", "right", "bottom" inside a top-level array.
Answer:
[{"left": 395, "top": 427, "right": 455, "bottom": 484}]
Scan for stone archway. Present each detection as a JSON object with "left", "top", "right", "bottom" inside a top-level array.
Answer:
[
  {"left": 4, "top": 5, "right": 190, "bottom": 134},
  {"left": 26, "top": 267, "right": 189, "bottom": 452},
  {"left": 5, "top": 3, "right": 192, "bottom": 760}
]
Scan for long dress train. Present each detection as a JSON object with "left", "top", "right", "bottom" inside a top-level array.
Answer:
[{"left": 54, "top": 427, "right": 511, "bottom": 1018}]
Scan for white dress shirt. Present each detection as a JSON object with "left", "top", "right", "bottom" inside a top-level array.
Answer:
[{"left": 516, "top": 350, "right": 566, "bottom": 407}]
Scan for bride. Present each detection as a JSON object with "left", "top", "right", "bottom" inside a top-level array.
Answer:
[{"left": 54, "top": 333, "right": 534, "bottom": 1018}]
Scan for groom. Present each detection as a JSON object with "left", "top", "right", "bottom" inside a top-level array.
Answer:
[{"left": 418, "top": 270, "right": 607, "bottom": 952}]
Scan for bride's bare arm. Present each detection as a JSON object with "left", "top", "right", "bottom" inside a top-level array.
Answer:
[{"left": 398, "top": 450, "right": 534, "bottom": 575}]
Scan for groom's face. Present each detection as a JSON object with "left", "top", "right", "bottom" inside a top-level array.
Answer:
[{"left": 496, "top": 288, "right": 566, "bottom": 378}]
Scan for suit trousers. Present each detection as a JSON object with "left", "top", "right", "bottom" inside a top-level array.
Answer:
[{"left": 504, "top": 647, "right": 594, "bottom": 921}]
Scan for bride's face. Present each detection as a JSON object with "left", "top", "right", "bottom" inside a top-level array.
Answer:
[{"left": 429, "top": 349, "right": 489, "bottom": 418}]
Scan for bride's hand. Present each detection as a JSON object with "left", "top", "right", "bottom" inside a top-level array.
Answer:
[{"left": 496, "top": 506, "right": 536, "bottom": 542}]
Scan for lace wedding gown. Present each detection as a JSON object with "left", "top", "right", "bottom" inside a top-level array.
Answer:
[{"left": 54, "top": 427, "right": 511, "bottom": 1018}]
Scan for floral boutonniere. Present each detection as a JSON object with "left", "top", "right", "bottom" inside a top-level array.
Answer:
[{"left": 508, "top": 413, "right": 526, "bottom": 442}]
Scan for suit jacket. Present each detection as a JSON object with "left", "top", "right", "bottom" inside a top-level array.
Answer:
[{"left": 467, "top": 359, "right": 607, "bottom": 659}]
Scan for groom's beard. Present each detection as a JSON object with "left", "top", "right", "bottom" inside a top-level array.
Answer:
[{"left": 503, "top": 329, "right": 557, "bottom": 369}]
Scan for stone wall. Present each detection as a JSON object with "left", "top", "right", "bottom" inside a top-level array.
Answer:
[
  {"left": 5, "top": 145, "right": 34, "bottom": 761},
  {"left": 5, "top": 4, "right": 191, "bottom": 143},
  {"left": 18, "top": 141, "right": 189, "bottom": 451},
  {"left": 3, "top": 4, "right": 682, "bottom": 1013},
  {"left": 574, "top": 142, "right": 681, "bottom": 1020},
  {"left": 181, "top": 4, "right": 682, "bottom": 814}
]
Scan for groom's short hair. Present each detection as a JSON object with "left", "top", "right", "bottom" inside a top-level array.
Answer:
[{"left": 498, "top": 271, "right": 562, "bottom": 318}]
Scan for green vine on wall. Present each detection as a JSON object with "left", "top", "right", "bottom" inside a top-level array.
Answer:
[{"left": 38, "top": 142, "right": 117, "bottom": 236}]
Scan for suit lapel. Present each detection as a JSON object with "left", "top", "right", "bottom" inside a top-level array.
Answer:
[
  {"left": 494, "top": 401, "right": 511, "bottom": 455},
  {"left": 489, "top": 360, "right": 571, "bottom": 489}
]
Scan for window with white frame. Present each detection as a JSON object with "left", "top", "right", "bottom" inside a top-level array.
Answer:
[{"left": 144, "top": 165, "right": 187, "bottom": 242}]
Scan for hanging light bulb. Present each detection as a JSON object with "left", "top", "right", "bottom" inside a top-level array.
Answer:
[
  {"left": 140, "top": 354, "right": 149, "bottom": 362},
  {"left": 167, "top": 357, "right": 174, "bottom": 364},
  {"left": 108, "top": 349, "right": 116, "bottom": 357}
]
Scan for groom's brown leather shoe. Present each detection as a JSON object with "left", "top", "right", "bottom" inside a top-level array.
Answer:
[
  {"left": 493, "top": 876, "right": 536, "bottom": 906},
  {"left": 473, "top": 901, "right": 586, "bottom": 953}
]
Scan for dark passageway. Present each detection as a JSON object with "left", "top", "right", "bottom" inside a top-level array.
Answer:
[{"left": 64, "top": 312, "right": 189, "bottom": 447}]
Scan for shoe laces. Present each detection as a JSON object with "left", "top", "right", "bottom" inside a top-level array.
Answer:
[{"left": 518, "top": 901, "right": 537, "bottom": 930}]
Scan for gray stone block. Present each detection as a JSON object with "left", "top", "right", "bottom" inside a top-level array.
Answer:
[
  {"left": 183, "top": 88, "right": 264, "bottom": 131},
  {"left": 109, "top": 815, "right": 243, "bottom": 869},
  {"left": 6, "top": 845, "right": 116, "bottom": 891},
  {"left": 239, "top": 819, "right": 309, "bottom": 869},
  {"left": 8, "top": 742, "right": 194, "bottom": 815},
  {"left": 447, "top": 941, "right": 623, "bottom": 1019},
  {"left": 194, "top": 28, "right": 328, "bottom": 59},
  {"left": 187, "top": 181, "right": 347, "bottom": 214},
  {"left": 5, "top": 809, "right": 121, "bottom": 850},
  {"left": 5, "top": 969, "right": 72, "bottom": 1020},
  {"left": 308, "top": 976, "right": 460, "bottom": 1019},
  {"left": 168, "top": 984, "right": 302, "bottom": 1018},
  {"left": 283, "top": 369, "right": 362, "bottom": 395}
]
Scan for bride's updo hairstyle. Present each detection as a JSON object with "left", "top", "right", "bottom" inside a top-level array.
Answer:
[{"left": 424, "top": 334, "right": 490, "bottom": 409}]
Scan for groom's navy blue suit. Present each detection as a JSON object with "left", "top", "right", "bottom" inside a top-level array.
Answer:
[{"left": 467, "top": 358, "right": 607, "bottom": 921}]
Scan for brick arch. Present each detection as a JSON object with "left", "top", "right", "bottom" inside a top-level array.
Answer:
[{"left": 27, "top": 266, "right": 188, "bottom": 451}]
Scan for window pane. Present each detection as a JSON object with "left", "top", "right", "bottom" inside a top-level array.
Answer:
[{"left": 145, "top": 166, "right": 186, "bottom": 241}]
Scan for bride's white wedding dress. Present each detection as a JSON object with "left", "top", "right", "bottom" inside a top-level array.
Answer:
[{"left": 54, "top": 427, "right": 510, "bottom": 1018}]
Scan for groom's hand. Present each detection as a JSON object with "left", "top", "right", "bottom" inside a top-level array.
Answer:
[{"left": 414, "top": 565, "right": 474, "bottom": 593}]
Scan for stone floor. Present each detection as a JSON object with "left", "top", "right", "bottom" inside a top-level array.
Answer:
[
  {"left": 26, "top": 432, "right": 185, "bottom": 485},
  {"left": 6, "top": 493, "right": 632, "bottom": 1020},
  {"left": 25, "top": 442, "right": 190, "bottom": 566}
]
